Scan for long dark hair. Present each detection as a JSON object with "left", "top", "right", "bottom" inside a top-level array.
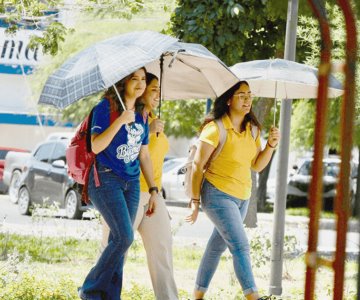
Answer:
[
  {"left": 103, "top": 67, "right": 147, "bottom": 113},
  {"left": 199, "top": 80, "right": 261, "bottom": 132}
]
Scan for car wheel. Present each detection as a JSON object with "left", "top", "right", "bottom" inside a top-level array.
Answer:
[
  {"left": 9, "top": 170, "right": 22, "bottom": 204},
  {"left": 18, "top": 186, "right": 31, "bottom": 215},
  {"left": 65, "top": 189, "right": 83, "bottom": 219}
]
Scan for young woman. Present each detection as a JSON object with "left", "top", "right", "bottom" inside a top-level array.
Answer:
[
  {"left": 186, "top": 81, "right": 280, "bottom": 300},
  {"left": 101, "top": 73, "right": 178, "bottom": 300},
  {"left": 79, "top": 68, "right": 158, "bottom": 300}
]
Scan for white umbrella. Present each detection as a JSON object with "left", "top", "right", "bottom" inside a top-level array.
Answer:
[{"left": 230, "top": 58, "right": 344, "bottom": 124}]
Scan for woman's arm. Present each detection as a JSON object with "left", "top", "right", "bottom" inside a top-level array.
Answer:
[
  {"left": 91, "top": 110, "right": 135, "bottom": 154},
  {"left": 139, "top": 145, "right": 157, "bottom": 216},
  {"left": 185, "top": 141, "right": 215, "bottom": 224},
  {"left": 251, "top": 126, "right": 280, "bottom": 172}
]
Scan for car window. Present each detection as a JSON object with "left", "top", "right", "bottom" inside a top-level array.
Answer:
[
  {"left": 0, "top": 150, "right": 9, "bottom": 160},
  {"left": 163, "top": 160, "right": 181, "bottom": 173},
  {"left": 324, "top": 162, "right": 340, "bottom": 177},
  {"left": 51, "top": 142, "right": 67, "bottom": 163},
  {"left": 34, "top": 143, "right": 55, "bottom": 163},
  {"left": 298, "top": 161, "right": 311, "bottom": 175}
]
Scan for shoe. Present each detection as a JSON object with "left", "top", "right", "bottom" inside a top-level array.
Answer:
[
  {"left": 78, "top": 287, "right": 103, "bottom": 300},
  {"left": 258, "top": 296, "right": 274, "bottom": 300}
]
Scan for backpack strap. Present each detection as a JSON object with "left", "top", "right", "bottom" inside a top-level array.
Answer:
[
  {"left": 212, "top": 118, "right": 227, "bottom": 161},
  {"left": 251, "top": 124, "right": 259, "bottom": 140}
]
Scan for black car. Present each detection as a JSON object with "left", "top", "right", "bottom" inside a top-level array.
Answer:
[
  {"left": 17, "top": 139, "right": 89, "bottom": 219},
  {"left": 287, "top": 156, "right": 358, "bottom": 212}
]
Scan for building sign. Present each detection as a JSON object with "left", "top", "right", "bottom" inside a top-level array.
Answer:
[{"left": 0, "top": 28, "right": 42, "bottom": 75}]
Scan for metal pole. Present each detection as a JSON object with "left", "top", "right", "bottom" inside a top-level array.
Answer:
[
  {"left": 269, "top": 0, "right": 298, "bottom": 295},
  {"left": 205, "top": 98, "right": 212, "bottom": 115},
  {"left": 333, "top": 1, "right": 357, "bottom": 299}
]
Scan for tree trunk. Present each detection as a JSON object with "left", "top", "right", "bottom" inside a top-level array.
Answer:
[
  {"left": 257, "top": 154, "right": 274, "bottom": 212},
  {"left": 244, "top": 97, "right": 273, "bottom": 227}
]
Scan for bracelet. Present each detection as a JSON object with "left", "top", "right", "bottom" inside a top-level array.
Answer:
[
  {"left": 188, "top": 198, "right": 200, "bottom": 208},
  {"left": 148, "top": 186, "right": 159, "bottom": 194},
  {"left": 267, "top": 141, "right": 277, "bottom": 149}
]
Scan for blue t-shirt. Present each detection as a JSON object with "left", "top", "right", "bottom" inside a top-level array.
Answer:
[{"left": 91, "top": 98, "right": 149, "bottom": 180}]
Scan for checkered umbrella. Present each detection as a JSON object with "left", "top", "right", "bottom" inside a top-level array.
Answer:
[
  {"left": 39, "top": 31, "right": 178, "bottom": 109},
  {"left": 39, "top": 31, "right": 239, "bottom": 109}
]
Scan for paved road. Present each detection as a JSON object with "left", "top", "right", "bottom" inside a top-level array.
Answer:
[{"left": 0, "top": 194, "right": 358, "bottom": 257}]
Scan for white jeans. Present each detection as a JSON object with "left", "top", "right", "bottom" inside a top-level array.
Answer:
[{"left": 101, "top": 192, "right": 178, "bottom": 300}]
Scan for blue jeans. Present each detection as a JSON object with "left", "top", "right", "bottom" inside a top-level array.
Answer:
[
  {"left": 80, "top": 163, "right": 140, "bottom": 300},
  {"left": 195, "top": 180, "right": 257, "bottom": 296}
]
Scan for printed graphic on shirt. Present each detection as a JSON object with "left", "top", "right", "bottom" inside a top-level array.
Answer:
[{"left": 116, "top": 123, "right": 144, "bottom": 163}]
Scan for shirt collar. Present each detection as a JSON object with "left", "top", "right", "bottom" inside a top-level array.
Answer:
[{"left": 221, "top": 113, "right": 234, "bottom": 130}]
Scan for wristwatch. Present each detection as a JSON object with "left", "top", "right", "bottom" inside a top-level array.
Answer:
[{"left": 148, "top": 186, "right": 159, "bottom": 194}]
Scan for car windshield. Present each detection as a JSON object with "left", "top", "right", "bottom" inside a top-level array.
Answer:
[
  {"left": 298, "top": 161, "right": 340, "bottom": 177},
  {"left": 0, "top": 150, "right": 9, "bottom": 160},
  {"left": 163, "top": 159, "right": 184, "bottom": 173}
]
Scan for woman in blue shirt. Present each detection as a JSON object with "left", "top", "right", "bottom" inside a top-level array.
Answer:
[{"left": 79, "top": 68, "right": 158, "bottom": 300}]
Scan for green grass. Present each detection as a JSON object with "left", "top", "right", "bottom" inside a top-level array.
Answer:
[{"left": 0, "top": 232, "right": 357, "bottom": 299}]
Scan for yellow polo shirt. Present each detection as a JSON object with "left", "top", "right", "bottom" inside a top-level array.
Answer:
[
  {"left": 139, "top": 113, "right": 169, "bottom": 192},
  {"left": 200, "top": 114, "right": 261, "bottom": 200}
]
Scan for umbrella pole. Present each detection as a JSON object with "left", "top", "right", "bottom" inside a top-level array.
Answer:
[
  {"left": 113, "top": 84, "right": 126, "bottom": 111},
  {"left": 158, "top": 54, "right": 165, "bottom": 119},
  {"left": 157, "top": 54, "right": 165, "bottom": 137},
  {"left": 273, "top": 98, "right": 277, "bottom": 126}
]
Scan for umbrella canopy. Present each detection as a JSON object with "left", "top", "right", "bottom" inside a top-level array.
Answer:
[
  {"left": 39, "top": 31, "right": 178, "bottom": 109},
  {"left": 39, "top": 31, "right": 239, "bottom": 109},
  {"left": 230, "top": 58, "right": 343, "bottom": 99},
  {"left": 146, "top": 42, "right": 239, "bottom": 100}
]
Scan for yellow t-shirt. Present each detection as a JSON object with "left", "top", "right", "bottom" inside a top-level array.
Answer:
[
  {"left": 139, "top": 113, "right": 169, "bottom": 192},
  {"left": 200, "top": 114, "right": 261, "bottom": 200}
]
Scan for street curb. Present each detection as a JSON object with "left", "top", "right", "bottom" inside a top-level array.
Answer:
[{"left": 254, "top": 213, "right": 360, "bottom": 233}]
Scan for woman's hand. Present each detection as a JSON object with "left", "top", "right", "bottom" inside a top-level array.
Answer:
[
  {"left": 185, "top": 203, "right": 200, "bottom": 224},
  {"left": 267, "top": 126, "right": 280, "bottom": 148},
  {"left": 149, "top": 119, "right": 165, "bottom": 134},
  {"left": 145, "top": 193, "right": 157, "bottom": 216},
  {"left": 118, "top": 110, "right": 135, "bottom": 124}
]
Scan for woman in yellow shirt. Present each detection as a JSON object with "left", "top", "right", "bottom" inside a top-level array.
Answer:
[
  {"left": 101, "top": 73, "right": 178, "bottom": 300},
  {"left": 187, "top": 81, "right": 280, "bottom": 300}
]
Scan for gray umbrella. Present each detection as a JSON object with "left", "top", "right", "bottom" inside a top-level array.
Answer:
[
  {"left": 39, "top": 31, "right": 178, "bottom": 109},
  {"left": 39, "top": 31, "right": 239, "bottom": 109}
]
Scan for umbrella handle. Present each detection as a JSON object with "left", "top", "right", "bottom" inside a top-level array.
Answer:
[{"left": 113, "top": 84, "right": 126, "bottom": 111}]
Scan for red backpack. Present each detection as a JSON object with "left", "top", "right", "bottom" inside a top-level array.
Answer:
[{"left": 66, "top": 98, "right": 119, "bottom": 203}]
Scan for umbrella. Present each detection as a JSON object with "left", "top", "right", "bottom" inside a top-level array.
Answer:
[
  {"left": 230, "top": 58, "right": 344, "bottom": 124},
  {"left": 39, "top": 31, "right": 178, "bottom": 109},
  {"left": 39, "top": 31, "right": 239, "bottom": 109}
]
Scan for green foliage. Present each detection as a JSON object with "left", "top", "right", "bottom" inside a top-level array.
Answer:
[
  {"left": 160, "top": 99, "right": 206, "bottom": 137},
  {"left": 0, "top": 232, "right": 98, "bottom": 263},
  {"left": 168, "top": 0, "right": 288, "bottom": 66},
  {"left": 293, "top": 3, "right": 360, "bottom": 150},
  {"left": 0, "top": 272, "right": 78, "bottom": 300}
]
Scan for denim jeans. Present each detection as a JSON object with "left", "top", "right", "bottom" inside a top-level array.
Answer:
[
  {"left": 80, "top": 163, "right": 140, "bottom": 300},
  {"left": 195, "top": 180, "right": 257, "bottom": 296}
]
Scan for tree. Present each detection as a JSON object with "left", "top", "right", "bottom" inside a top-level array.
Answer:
[
  {"left": 293, "top": 3, "right": 360, "bottom": 215},
  {"left": 292, "top": 3, "right": 360, "bottom": 151},
  {"left": 0, "top": 0, "right": 145, "bottom": 55}
]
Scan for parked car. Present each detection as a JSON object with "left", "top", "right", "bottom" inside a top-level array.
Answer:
[
  {"left": 161, "top": 157, "right": 188, "bottom": 201},
  {"left": 17, "top": 138, "right": 89, "bottom": 219},
  {"left": 287, "top": 156, "right": 358, "bottom": 212},
  {"left": 0, "top": 147, "right": 30, "bottom": 194},
  {"left": 3, "top": 132, "right": 74, "bottom": 204}
]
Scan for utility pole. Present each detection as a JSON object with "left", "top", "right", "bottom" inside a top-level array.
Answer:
[{"left": 269, "top": 0, "right": 299, "bottom": 295}]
